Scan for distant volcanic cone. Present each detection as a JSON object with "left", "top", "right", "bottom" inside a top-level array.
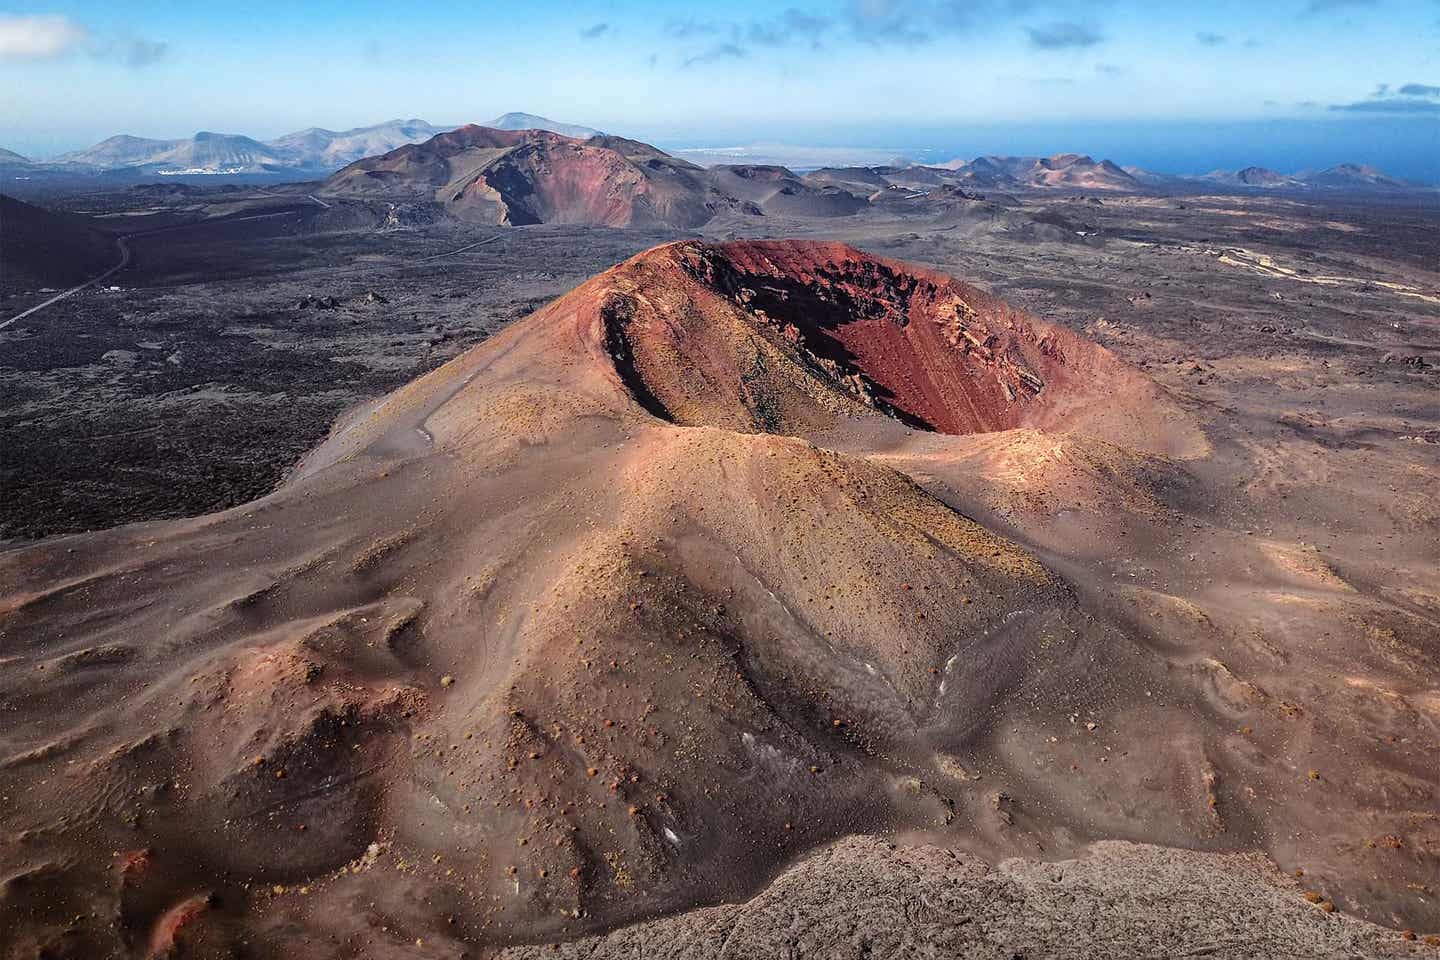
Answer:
[{"left": 321, "top": 125, "right": 719, "bottom": 228}]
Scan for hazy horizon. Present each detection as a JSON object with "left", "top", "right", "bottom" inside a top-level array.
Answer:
[
  {"left": 5, "top": 114, "right": 1439, "bottom": 184},
  {"left": 2, "top": 0, "right": 1438, "bottom": 181}
]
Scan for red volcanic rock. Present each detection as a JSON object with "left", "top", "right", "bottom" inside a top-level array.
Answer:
[
  {"left": 147, "top": 893, "right": 216, "bottom": 956},
  {"left": 591, "top": 240, "right": 1194, "bottom": 455},
  {"left": 321, "top": 124, "right": 538, "bottom": 196},
  {"left": 456, "top": 136, "right": 708, "bottom": 227}
]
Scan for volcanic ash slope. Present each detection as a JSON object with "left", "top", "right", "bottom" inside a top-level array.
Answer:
[{"left": 0, "top": 240, "right": 1431, "bottom": 957}]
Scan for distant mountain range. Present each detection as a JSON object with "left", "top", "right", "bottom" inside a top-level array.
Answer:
[
  {"left": 1128, "top": 162, "right": 1420, "bottom": 191},
  {"left": 0, "top": 116, "right": 1426, "bottom": 193},
  {"left": 326, "top": 129, "right": 1424, "bottom": 232},
  {"left": 929, "top": 155, "right": 1424, "bottom": 193},
  {"left": 266, "top": 119, "right": 451, "bottom": 170},
  {"left": 53, "top": 131, "right": 291, "bottom": 174},
  {"left": 481, "top": 112, "right": 600, "bottom": 139},
  {"left": 935, "top": 154, "right": 1139, "bottom": 191},
  {"left": 0, "top": 113, "right": 601, "bottom": 175}
]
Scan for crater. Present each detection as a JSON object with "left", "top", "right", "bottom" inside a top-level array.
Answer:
[{"left": 596, "top": 240, "right": 1191, "bottom": 454}]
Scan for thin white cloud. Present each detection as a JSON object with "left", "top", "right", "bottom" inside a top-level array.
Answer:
[
  {"left": 0, "top": 13, "right": 89, "bottom": 61},
  {"left": 0, "top": 14, "right": 169, "bottom": 67}
]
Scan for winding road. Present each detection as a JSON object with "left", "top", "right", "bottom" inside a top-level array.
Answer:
[
  {"left": 3, "top": 209, "right": 309, "bottom": 331},
  {"left": 2, "top": 234, "right": 131, "bottom": 330},
  {"left": 5, "top": 212, "right": 503, "bottom": 331}
]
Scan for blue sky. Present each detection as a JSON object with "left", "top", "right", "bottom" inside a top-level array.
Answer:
[{"left": 2, "top": 0, "right": 1438, "bottom": 178}]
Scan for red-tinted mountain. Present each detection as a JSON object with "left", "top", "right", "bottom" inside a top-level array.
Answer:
[{"left": 321, "top": 125, "right": 722, "bottom": 227}]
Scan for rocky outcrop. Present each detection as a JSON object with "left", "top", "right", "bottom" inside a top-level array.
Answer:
[{"left": 500, "top": 837, "right": 1414, "bottom": 959}]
